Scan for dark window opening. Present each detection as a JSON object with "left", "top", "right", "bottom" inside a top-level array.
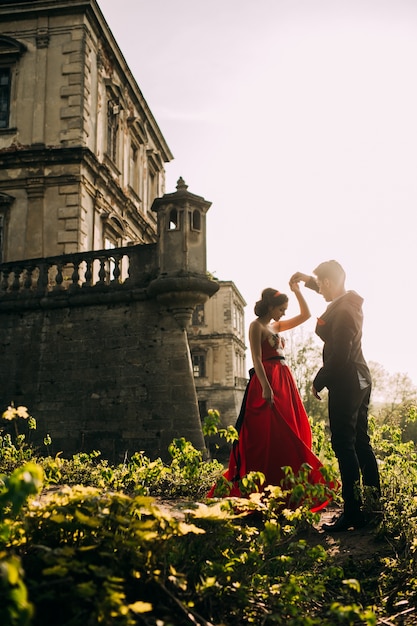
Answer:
[
  {"left": 190, "top": 209, "right": 201, "bottom": 231},
  {"left": 169, "top": 208, "right": 179, "bottom": 230},
  {"left": 192, "top": 353, "right": 206, "bottom": 378},
  {"left": 129, "top": 144, "right": 139, "bottom": 194},
  {"left": 0, "top": 68, "right": 10, "bottom": 129},
  {"left": 106, "top": 99, "right": 119, "bottom": 161},
  {"left": 147, "top": 170, "right": 156, "bottom": 211}
]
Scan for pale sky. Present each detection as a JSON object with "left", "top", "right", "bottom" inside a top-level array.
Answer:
[{"left": 99, "top": 0, "right": 417, "bottom": 386}]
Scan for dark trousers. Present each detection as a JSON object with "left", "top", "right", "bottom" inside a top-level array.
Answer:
[{"left": 328, "top": 382, "right": 381, "bottom": 518}]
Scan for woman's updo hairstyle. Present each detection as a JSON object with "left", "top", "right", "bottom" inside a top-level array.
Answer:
[{"left": 254, "top": 288, "right": 288, "bottom": 317}]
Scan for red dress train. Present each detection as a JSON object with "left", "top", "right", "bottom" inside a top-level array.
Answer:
[{"left": 207, "top": 337, "right": 334, "bottom": 512}]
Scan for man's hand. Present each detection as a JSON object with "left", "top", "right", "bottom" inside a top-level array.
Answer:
[
  {"left": 289, "top": 278, "right": 300, "bottom": 293},
  {"left": 290, "top": 271, "right": 310, "bottom": 283},
  {"left": 312, "top": 385, "right": 321, "bottom": 400}
]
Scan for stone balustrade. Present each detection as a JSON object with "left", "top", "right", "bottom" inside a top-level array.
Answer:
[{"left": 0, "top": 243, "right": 158, "bottom": 304}]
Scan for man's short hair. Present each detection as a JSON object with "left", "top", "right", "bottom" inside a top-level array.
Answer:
[{"left": 313, "top": 260, "right": 346, "bottom": 284}]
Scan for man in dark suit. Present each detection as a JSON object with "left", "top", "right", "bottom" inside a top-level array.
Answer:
[{"left": 291, "top": 261, "right": 380, "bottom": 532}]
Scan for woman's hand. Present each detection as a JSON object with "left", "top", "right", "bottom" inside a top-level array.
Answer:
[
  {"left": 263, "top": 385, "right": 274, "bottom": 405},
  {"left": 289, "top": 278, "right": 300, "bottom": 293}
]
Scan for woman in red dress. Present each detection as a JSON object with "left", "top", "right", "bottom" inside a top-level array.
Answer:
[{"left": 208, "top": 280, "right": 333, "bottom": 511}]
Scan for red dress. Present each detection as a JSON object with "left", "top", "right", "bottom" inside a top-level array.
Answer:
[{"left": 207, "top": 335, "right": 333, "bottom": 511}]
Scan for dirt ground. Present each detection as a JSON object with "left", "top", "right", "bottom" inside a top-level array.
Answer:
[{"left": 313, "top": 502, "right": 391, "bottom": 564}]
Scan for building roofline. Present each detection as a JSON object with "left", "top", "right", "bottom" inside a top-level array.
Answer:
[
  {"left": 0, "top": 0, "right": 174, "bottom": 162},
  {"left": 215, "top": 280, "right": 247, "bottom": 307}
]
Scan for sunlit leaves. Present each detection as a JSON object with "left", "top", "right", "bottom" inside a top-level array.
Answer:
[
  {"left": 2, "top": 404, "right": 29, "bottom": 421},
  {"left": 0, "top": 554, "right": 33, "bottom": 626},
  {"left": 0, "top": 463, "right": 43, "bottom": 524},
  {"left": 2, "top": 406, "right": 417, "bottom": 623},
  {"left": 202, "top": 409, "right": 239, "bottom": 443}
]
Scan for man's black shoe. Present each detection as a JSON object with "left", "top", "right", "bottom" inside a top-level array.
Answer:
[{"left": 322, "top": 512, "right": 367, "bottom": 532}]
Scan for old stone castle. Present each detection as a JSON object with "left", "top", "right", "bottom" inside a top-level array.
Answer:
[{"left": 0, "top": 0, "right": 247, "bottom": 462}]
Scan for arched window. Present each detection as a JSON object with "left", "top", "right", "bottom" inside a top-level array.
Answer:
[
  {"left": 190, "top": 209, "right": 201, "bottom": 231},
  {"left": 101, "top": 212, "right": 126, "bottom": 248},
  {"left": 169, "top": 208, "right": 179, "bottom": 230}
]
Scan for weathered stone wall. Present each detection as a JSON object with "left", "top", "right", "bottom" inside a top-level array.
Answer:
[
  {"left": 0, "top": 288, "right": 205, "bottom": 463},
  {"left": 0, "top": 238, "right": 219, "bottom": 463}
]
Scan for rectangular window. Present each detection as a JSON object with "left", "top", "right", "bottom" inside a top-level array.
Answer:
[
  {"left": 234, "top": 303, "right": 244, "bottom": 335},
  {"left": 0, "top": 68, "right": 11, "bottom": 129},
  {"left": 191, "top": 304, "right": 205, "bottom": 326},
  {"left": 104, "top": 238, "right": 116, "bottom": 250},
  {"left": 129, "top": 144, "right": 139, "bottom": 193},
  {"left": 147, "top": 169, "right": 156, "bottom": 212},
  {"left": 106, "top": 99, "right": 119, "bottom": 161},
  {"left": 192, "top": 354, "right": 206, "bottom": 378}
]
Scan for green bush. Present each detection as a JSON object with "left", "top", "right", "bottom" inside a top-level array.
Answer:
[{"left": 2, "top": 404, "right": 417, "bottom": 624}]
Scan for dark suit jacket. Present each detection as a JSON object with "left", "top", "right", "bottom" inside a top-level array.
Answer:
[{"left": 306, "top": 278, "right": 371, "bottom": 393}]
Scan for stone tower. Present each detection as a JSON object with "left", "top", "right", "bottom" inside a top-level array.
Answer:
[
  {"left": 149, "top": 177, "right": 217, "bottom": 330},
  {"left": 0, "top": 178, "right": 219, "bottom": 462}
]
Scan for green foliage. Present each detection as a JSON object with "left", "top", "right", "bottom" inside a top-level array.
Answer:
[
  {"left": 0, "top": 405, "right": 39, "bottom": 471},
  {"left": 0, "top": 554, "right": 33, "bottom": 626},
  {"left": 202, "top": 409, "right": 239, "bottom": 444},
  {"left": 0, "top": 463, "right": 43, "bottom": 526},
  {"left": 4, "top": 403, "right": 417, "bottom": 623},
  {"left": 21, "top": 487, "right": 207, "bottom": 625},
  {"left": 0, "top": 463, "right": 43, "bottom": 626},
  {"left": 0, "top": 410, "right": 224, "bottom": 501}
]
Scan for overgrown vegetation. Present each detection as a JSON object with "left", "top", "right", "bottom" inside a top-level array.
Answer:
[{"left": 1, "top": 403, "right": 417, "bottom": 625}]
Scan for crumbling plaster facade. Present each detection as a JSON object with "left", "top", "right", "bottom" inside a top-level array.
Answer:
[{"left": 0, "top": 0, "right": 172, "bottom": 263}]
